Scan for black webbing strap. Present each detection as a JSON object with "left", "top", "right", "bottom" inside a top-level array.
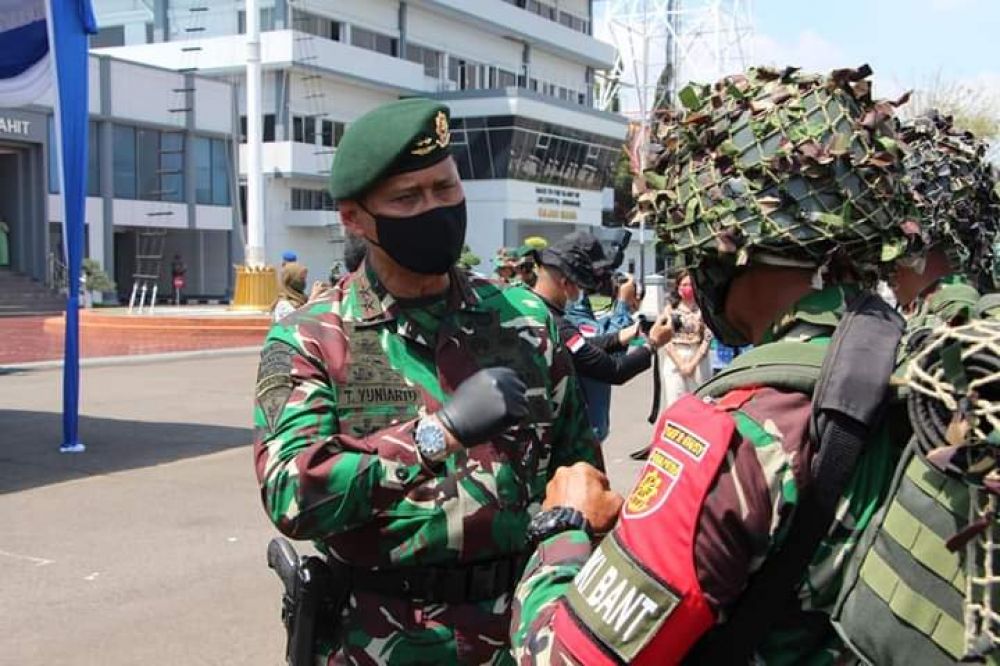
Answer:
[
  {"left": 688, "top": 292, "right": 905, "bottom": 664},
  {"left": 647, "top": 351, "right": 661, "bottom": 424}
]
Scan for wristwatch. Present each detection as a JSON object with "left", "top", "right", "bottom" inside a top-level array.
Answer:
[
  {"left": 415, "top": 417, "right": 449, "bottom": 464},
  {"left": 526, "top": 506, "right": 592, "bottom": 547}
]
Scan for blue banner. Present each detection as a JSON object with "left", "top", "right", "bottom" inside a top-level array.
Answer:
[
  {"left": 0, "top": 0, "right": 96, "bottom": 452},
  {"left": 48, "top": 0, "right": 97, "bottom": 453}
]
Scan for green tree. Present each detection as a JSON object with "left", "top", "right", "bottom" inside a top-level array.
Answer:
[
  {"left": 457, "top": 245, "right": 481, "bottom": 270},
  {"left": 902, "top": 74, "right": 999, "bottom": 160},
  {"left": 82, "top": 258, "right": 115, "bottom": 292}
]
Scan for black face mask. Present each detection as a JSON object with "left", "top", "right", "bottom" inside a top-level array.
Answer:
[{"left": 363, "top": 200, "right": 467, "bottom": 275}]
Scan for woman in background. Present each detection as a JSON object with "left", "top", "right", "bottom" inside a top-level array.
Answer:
[
  {"left": 272, "top": 262, "right": 309, "bottom": 321},
  {"left": 658, "top": 270, "right": 712, "bottom": 408}
]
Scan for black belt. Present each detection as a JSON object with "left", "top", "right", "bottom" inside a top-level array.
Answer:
[{"left": 345, "top": 554, "right": 529, "bottom": 604}]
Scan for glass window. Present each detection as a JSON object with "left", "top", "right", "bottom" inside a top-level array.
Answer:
[
  {"left": 467, "top": 129, "right": 492, "bottom": 179},
  {"left": 136, "top": 128, "right": 160, "bottom": 200},
  {"left": 487, "top": 128, "right": 513, "bottom": 179},
  {"left": 88, "top": 122, "right": 100, "bottom": 196},
  {"left": 239, "top": 115, "right": 247, "bottom": 143},
  {"left": 194, "top": 136, "right": 212, "bottom": 204},
  {"left": 90, "top": 25, "right": 125, "bottom": 48},
  {"left": 47, "top": 116, "right": 58, "bottom": 194},
  {"left": 292, "top": 116, "right": 304, "bottom": 143},
  {"left": 498, "top": 69, "right": 517, "bottom": 88},
  {"left": 304, "top": 117, "right": 316, "bottom": 144},
  {"left": 160, "top": 131, "right": 184, "bottom": 203},
  {"left": 113, "top": 125, "right": 136, "bottom": 199},
  {"left": 321, "top": 120, "right": 333, "bottom": 147},
  {"left": 211, "top": 139, "right": 230, "bottom": 206},
  {"left": 263, "top": 114, "right": 275, "bottom": 142}
]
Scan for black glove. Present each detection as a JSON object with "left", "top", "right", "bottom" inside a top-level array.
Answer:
[{"left": 437, "top": 367, "right": 529, "bottom": 446}]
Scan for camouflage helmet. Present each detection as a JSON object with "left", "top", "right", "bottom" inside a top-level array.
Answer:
[
  {"left": 897, "top": 110, "right": 1000, "bottom": 289},
  {"left": 644, "top": 65, "right": 914, "bottom": 271}
]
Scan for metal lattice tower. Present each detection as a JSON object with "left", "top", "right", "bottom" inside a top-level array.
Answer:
[{"left": 595, "top": 0, "right": 755, "bottom": 121}]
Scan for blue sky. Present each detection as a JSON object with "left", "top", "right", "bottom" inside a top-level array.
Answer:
[{"left": 751, "top": 0, "right": 998, "bottom": 97}]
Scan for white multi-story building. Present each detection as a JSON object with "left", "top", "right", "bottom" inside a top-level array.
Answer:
[
  {"left": 91, "top": 0, "right": 643, "bottom": 282},
  {"left": 0, "top": 54, "right": 239, "bottom": 302}
]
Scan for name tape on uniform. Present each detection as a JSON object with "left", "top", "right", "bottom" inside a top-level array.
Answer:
[{"left": 565, "top": 535, "right": 679, "bottom": 662}]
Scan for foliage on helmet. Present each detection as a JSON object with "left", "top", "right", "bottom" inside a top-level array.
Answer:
[
  {"left": 898, "top": 110, "right": 1000, "bottom": 288},
  {"left": 642, "top": 65, "right": 917, "bottom": 270}
]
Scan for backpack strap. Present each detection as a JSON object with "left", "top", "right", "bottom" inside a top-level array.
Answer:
[
  {"left": 696, "top": 339, "right": 828, "bottom": 400},
  {"left": 689, "top": 291, "right": 905, "bottom": 664}
]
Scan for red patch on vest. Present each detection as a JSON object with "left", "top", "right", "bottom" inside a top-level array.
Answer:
[{"left": 556, "top": 394, "right": 735, "bottom": 664}]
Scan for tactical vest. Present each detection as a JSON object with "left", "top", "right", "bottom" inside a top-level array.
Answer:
[
  {"left": 550, "top": 340, "right": 831, "bottom": 665},
  {"left": 705, "top": 341, "right": 985, "bottom": 665}
]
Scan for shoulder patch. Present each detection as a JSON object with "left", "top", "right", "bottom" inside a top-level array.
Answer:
[
  {"left": 256, "top": 342, "right": 295, "bottom": 434},
  {"left": 579, "top": 323, "right": 598, "bottom": 338},
  {"left": 565, "top": 534, "right": 680, "bottom": 663},
  {"left": 623, "top": 449, "right": 683, "bottom": 519},
  {"left": 567, "top": 333, "right": 585, "bottom": 354}
]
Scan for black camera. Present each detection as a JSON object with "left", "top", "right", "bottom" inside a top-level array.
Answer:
[
  {"left": 591, "top": 229, "right": 633, "bottom": 297},
  {"left": 636, "top": 313, "right": 655, "bottom": 334}
]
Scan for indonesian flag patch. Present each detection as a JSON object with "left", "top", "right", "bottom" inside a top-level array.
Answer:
[
  {"left": 578, "top": 323, "right": 598, "bottom": 338},
  {"left": 567, "top": 333, "right": 586, "bottom": 354}
]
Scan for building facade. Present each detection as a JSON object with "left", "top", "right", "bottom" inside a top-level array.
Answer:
[
  {"left": 0, "top": 54, "right": 239, "bottom": 302},
  {"left": 92, "top": 0, "right": 642, "bottom": 282}
]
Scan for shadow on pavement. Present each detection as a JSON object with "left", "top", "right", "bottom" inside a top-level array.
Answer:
[{"left": 0, "top": 410, "right": 252, "bottom": 494}]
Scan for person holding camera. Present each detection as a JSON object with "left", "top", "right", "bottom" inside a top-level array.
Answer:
[
  {"left": 659, "top": 269, "right": 712, "bottom": 408},
  {"left": 532, "top": 232, "right": 673, "bottom": 435}
]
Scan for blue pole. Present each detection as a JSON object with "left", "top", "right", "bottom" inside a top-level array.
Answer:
[{"left": 48, "top": 0, "right": 97, "bottom": 453}]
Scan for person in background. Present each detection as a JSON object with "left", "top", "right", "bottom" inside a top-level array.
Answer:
[
  {"left": 603, "top": 273, "right": 642, "bottom": 332},
  {"left": 272, "top": 261, "right": 309, "bottom": 321},
  {"left": 658, "top": 269, "right": 711, "bottom": 407},
  {"left": 564, "top": 271, "right": 646, "bottom": 443},
  {"left": 513, "top": 245, "right": 538, "bottom": 287},
  {"left": 492, "top": 247, "right": 517, "bottom": 284},
  {"left": 280, "top": 250, "right": 297, "bottom": 267}
]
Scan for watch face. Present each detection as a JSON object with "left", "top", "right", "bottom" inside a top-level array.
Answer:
[{"left": 417, "top": 420, "right": 447, "bottom": 460}]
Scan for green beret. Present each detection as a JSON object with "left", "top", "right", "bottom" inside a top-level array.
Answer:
[{"left": 329, "top": 98, "right": 453, "bottom": 200}]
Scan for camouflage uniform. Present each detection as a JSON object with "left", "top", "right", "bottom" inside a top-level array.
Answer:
[
  {"left": 510, "top": 66, "right": 919, "bottom": 664},
  {"left": 254, "top": 263, "right": 600, "bottom": 664}
]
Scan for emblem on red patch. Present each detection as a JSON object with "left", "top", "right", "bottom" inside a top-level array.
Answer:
[
  {"left": 567, "top": 333, "right": 585, "bottom": 353},
  {"left": 623, "top": 449, "right": 682, "bottom": 519}
]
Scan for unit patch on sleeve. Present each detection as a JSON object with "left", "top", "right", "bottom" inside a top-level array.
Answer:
[
  {"left": 623, "top": 449, "right": 682, "bottom": 520},
  {"left": 256, "top": 342, "right": 295, "bottom": 434},
  {"left": 660, "top": 419, "right": 710, "bottom": 461},
  {"left": 565, "top": 534, "right": 680, "bottom": 663},
  {"left": 566, "top": 333, "right": 585, "bottom": 354}
]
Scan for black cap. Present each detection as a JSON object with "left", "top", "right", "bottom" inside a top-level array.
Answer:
[{"left": 537, "top": 231, "right": 612, "bottom": 291}]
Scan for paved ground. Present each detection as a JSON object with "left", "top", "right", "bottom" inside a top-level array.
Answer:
[
  {"left": 0, "top": 351, "right": 655, "bottom": 665},
  {"left": 0, "top": 314, "right": 267, "bottom": 365}
]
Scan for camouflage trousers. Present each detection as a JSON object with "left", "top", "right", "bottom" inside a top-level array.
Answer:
[{"left": 319, "top": 589, "right": 516, "bottom": 665}]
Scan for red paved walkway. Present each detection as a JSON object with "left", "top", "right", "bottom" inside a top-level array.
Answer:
[{"left": 0, "top": 316, "right": 266, "bottom": 365}]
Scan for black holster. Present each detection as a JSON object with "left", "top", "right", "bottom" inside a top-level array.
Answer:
[{"left": 267, "top": 537, "right": 349, "bottom": 666}]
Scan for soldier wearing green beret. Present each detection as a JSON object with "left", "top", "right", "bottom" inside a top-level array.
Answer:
[{"left": 252, "top": 98, "right": 601, "bottom": 664}]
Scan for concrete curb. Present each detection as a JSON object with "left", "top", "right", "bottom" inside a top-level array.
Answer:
[{"left": 0, "top": 346, "right": 262, "bottom": 372}]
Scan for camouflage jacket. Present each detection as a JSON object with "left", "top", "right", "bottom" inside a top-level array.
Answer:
[
  {"left": 510, "top": 285, "right": 904, "bottom": 665},
  {"left": 253, "top": 263, "right": 600, "bottom": 664}
]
